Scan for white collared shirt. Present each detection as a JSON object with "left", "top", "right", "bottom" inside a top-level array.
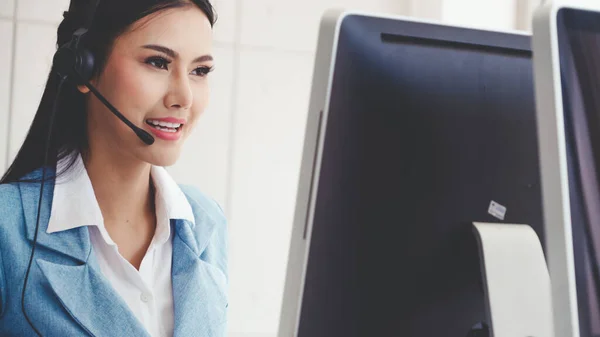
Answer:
[{"left": 47, "top": 154, "right": 195, "bottom": 337}]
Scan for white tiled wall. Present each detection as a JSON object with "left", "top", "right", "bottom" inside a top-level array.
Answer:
[
  {"left": 442, "top": 0, "right": 517, "bottom": 31},
  {"left": 0, "top": 20, "right": 13, "bottom": 172},
  {"left": 408, "top": 0, "right": 444, "bottom": 20},
  {"left": 1, "top": 1, "right": 531, "bottom": 337},
  {"left": 0, "top": 0, "right": 14, "bottom": 18},
  {"left": 239, "top": 0, "right": 407, "bottom": 52},
  {"left": 9, "top": 22, "right": 57, "bottom": 161},
  {"left": 212, "top": 0, "right": 237, "bottom": 44},
  {"left": 17, "top": 0, "right": 70, "bottom": 23},
  {"left": 227, "top": 48, "right": 314, "bottom": 334}
]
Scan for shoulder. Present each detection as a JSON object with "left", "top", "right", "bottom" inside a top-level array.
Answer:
[
  {"left": 0, "top": 182, "right": 25, "bottom": 239},
  {"left": 0, "top": 183, "right": 25, "bottom": 314},
  {"left": 0, "top": 167, "right": 49, "bottom": 221},
  {"left": 0, "top": 182, "right": 21, "bottom": 200},
  {"left": 178, "top": 184, "right": 228, "bottom": 251},
  {"left": 178, "top": 184, "right": 227, "bottom": 225},
  {"left": 0, "top": 182, "right": 29, "bottom": 259},
  {"left": 178, "top": 184, "right": 229, "bottom": 277},
  {"left": 0, "top": 182, "right": 24, "bottom": 222}
]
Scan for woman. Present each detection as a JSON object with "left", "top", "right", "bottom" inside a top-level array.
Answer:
[{"left": 0, "top": 0, "right": 228, "bottom": 336}]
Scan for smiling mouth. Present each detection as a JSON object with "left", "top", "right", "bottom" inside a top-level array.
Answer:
[{"left": 145, "top": 119, "right": 183, "bottom": 133}]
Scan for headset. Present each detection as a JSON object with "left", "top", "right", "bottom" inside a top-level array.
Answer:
[{"left": 21, "top": 1, "right": 155, "bottom": 335}]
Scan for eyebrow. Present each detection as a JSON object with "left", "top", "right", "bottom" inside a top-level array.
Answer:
[{"left": 142, "top": 44, "right": 213, "bottom": 63}]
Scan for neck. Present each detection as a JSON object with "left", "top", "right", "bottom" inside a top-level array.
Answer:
[{"left": 83, "top": 149, "right": 155, "bottom": 229}]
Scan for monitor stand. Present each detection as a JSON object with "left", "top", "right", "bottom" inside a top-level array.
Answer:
[{"left": 472, "top": 222, "right": 555, "bottom": 337}]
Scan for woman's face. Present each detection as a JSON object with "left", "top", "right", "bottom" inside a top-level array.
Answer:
[{"left": 83, "top": 5, "right": 214, "bottom": 167}]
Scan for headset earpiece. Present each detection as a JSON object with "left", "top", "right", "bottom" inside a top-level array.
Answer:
[
  {"left": 53, "top": 27, "right": 95, "bottom": 84},
  {"left": 77, "top": 48, "right": 95, "bottom": 84}
]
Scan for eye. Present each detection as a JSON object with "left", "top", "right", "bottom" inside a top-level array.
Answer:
[
  {"left": 145, "top": 56, "right": 171, "bottom": 70},
  {"left": 192, "top": 66, "right": 214, "bottom": 77}
]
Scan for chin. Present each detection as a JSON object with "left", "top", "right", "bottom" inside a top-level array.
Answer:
[{"left": 143, "top": 149, "right": 181, "bottom": 167}]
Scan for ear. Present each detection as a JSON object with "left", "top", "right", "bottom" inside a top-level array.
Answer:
[
  {"left": 77, "top": 84, "right": 90, "bottom": 94},
  {"left": 76, "top": 76, "right": 98, "bottom": 94}
]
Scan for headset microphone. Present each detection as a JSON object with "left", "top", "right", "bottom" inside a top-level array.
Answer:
[{"left": 77, "top": 76, "right": 155, "bottom": 145}]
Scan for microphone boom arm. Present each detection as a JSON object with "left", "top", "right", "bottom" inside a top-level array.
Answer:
[{"left": 80, "top": 77, "right": 155, "bottom": 145}]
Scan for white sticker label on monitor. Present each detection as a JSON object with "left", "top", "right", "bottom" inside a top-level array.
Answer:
[{"left": 488, "top": 200, "right": 506, "bottom": 220}]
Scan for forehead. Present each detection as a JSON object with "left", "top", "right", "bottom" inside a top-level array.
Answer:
[{"left": 115, "top": 6, "right": 213, "bottom": 56}]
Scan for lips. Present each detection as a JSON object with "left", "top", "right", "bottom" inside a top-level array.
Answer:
[{"left": 145, "top": 117, "right": 186, "bottom": 141}]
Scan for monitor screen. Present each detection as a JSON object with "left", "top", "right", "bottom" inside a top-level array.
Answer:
[
  {"left": 556, "top": 8, "right": 600, "bottom": 337},
  {"left": 296, "top": 14, "right": 543, "bottom": 337}
]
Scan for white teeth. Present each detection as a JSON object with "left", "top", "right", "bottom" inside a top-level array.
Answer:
[
  {"left": 154, "top": 126, "right": 176, "bottom": 133},
  {"left": 146, "top": 119, "right": 182, "bottom": 129}
]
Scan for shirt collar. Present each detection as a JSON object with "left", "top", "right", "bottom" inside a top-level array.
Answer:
[{"left": 47, "top": 153, "right": 195, "bottom": 234}]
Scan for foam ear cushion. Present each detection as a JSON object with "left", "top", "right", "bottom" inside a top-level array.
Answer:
[
  {"left": 76, "top": 48, "right": 95, "bottom": 84},
  {"left": 52, "top": 45, "right": 95, "bottom": 85}
]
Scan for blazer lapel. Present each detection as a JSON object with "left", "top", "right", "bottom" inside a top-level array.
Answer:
[
  {"left": 172, "top": 219, "right": 228, "bottom": 337},
  {"left": 18, "top": 170, "right": 150, "bottom": 337},
  {"left": 36, "top": 256, "right": 151, "bottom": 337}
]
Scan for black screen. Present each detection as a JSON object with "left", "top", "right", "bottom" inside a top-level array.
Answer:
[
  {"left": 297, "top": 14, "right": 544, "bottom": 337},
  {"left": 557, "top": 8, "right": 600, "bottom": 337}
]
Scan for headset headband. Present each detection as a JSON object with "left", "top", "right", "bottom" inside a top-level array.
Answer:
[{"left": 66, "top": 0, "right": 100, "bottom": 30}]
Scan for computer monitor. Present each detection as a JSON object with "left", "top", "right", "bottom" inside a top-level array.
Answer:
[
  {"left": 532, "top": 1, "right": 600, "bottom": 337},
  {"left": 279, "top": 9, "right": 544, "bottom": 337}
]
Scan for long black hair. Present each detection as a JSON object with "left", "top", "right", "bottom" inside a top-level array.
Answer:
[{"left": 0, "top": 0, "right": 216, "bottom": 184}]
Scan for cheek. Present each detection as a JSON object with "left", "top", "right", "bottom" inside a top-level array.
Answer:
[
  {"left": 103, "top": 60, "right": 163, "bottom": 117},
  {"left": 189, "top": 82, "right": 210, "bottom": 124}
]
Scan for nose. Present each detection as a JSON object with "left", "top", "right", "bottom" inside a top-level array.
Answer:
[{"left": 164, "top": 72, "right": 193, "bottom": 110}]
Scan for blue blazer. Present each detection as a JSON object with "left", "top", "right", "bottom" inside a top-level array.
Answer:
[{"left": 0, "top": 168, "right": 228, "bottom": 336}]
